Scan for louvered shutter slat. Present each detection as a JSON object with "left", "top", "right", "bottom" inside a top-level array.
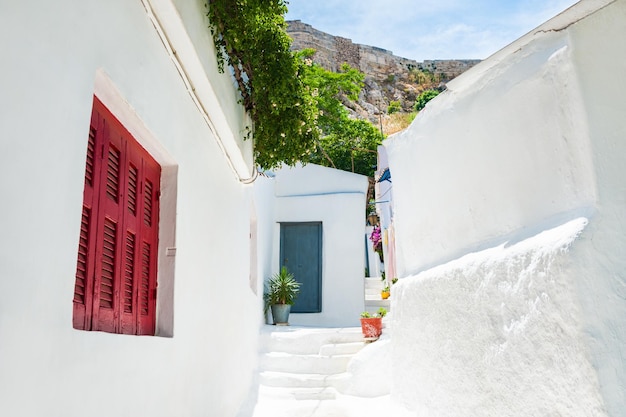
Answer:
[
  {"left": 123, "top": 232, "right": 135, "bottom": 314},
  {"left": 73, "top": 206, "right": 91, "bottom": 303},
  {"left": 106, "top": 147, "right": 120, "bottom": 202},
  {"left": 99, "top": 218, "right": 116, "bottom": 309},
  {"left": 128, "top": 165, "right": 138, "bottom": 215},
  {"left": 139, "top": 242, "right": 151, "bottom": 316},
  {"left": 85, "top": 128, "right": 96, "bottom": 187},
  {"left": 143, "top": 180, "right": 153, "bottom": 227}
]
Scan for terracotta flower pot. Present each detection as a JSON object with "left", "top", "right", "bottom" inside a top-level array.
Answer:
[{"left": 360, "top": 317, "right": 383, "bottom": 338}]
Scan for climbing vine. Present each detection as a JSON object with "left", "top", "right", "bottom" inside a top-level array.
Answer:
[
  {"left": 206, "top": 0, "right": 382, "bottom": 175},
  {"left": 206, "top": 0, "right": 318, "bottom": 170}
]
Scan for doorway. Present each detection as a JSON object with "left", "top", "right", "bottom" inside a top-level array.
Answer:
[{"left": 279, "top": 222, "right": 323, "bottom": 313}]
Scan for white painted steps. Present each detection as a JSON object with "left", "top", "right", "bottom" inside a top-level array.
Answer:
[
  {"left": 252, "top": 325, "right": 412, "bottom": 417},
  {"left": 249, "top": 324, "right": 413, "bottom": 417},
  {"left": 261, "top": 351, "right": 354, "bottom": 375},
  {"left": 254, "top": 325, "right": 367, "bottom": 408},
  {"left": 251, "top": 279, "right": 395, "bottom": 415},
  {"left": 259, "top": 385, "right": 340, "bottom": 401},
  {"left": 364, "top": 277, "right": 391, "bottom": 315},
  {"left": 261, "top": 326, "right": 364, "bottom": 354},
  {"left": 319, "top": 341, "right": 365, "bottom": 356}
]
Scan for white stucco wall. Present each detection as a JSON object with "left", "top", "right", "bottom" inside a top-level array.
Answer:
[
  {"left": 387, "top": 19, "right": 597, "bottom": 277},
  {"left": 271, "top": 164, "right": 369, "bottom": 327},
  {"left": 392, "top": 219, "right": 607, "bottom": 416},
  {"left": 386, "top": 0, "right": 626, "bottom": 415},
  {"left": 0, "top": 1, "right": 262, "bottom": 416},
  {"left": 566, "top": 2, "right": 626, "bottom": 412}
]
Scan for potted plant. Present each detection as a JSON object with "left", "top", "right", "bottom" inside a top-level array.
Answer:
[
  {"left": 264, "top": 266, "right": 301, "bottom": 325},
  {"left": 360, "top": 307, "right": 387, "bottom": 339},
  {"left": 381, "top": 285, "right": 390, "bottom": 300}
]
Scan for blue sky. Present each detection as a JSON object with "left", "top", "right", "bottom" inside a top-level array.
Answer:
[{"left": 285, "top": 0, "right": 579, "bottom": 61}]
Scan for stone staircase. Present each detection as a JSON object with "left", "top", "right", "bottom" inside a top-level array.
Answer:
[
  {"left": 252, "top": 326, "right": 367, "bottom": 416},
  {"left": 364, "top": 277, "right": 391, "bottom": 315},
  {"left": 249, "top": 278, "right": 396, "bottom": 416}
]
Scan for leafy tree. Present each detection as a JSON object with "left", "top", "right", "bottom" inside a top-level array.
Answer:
[
  {"left": 296, "top": 51, "right": 363, "bottom": 134},
  {"left": 296, "top": 51, "right": 383, "bottom": 177},
  {"left": 310, "top": 118, "right": 382, "bottom": 177},
  {"left": 206, "top": 1, "right": 382, "bottom": 176},
  {"left": 414, "top": 89, "right": 440, "bottom": 111}
]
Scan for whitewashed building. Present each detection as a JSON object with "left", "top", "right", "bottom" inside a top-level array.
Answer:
[
  {"left": 0, "top": 1, "right": 368, "bottom": 416},
  {"left": 0, "top": 1, "right": 260, "bottom": 416},
  {"left": 386, "top": 0, "right": 626, "bottom": 415},
  {"left": 258, "top": 164, "right": 369, "bottom": 328}
]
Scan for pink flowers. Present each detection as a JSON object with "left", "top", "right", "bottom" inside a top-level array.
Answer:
[{"left": 370, "top": 225, "right": 383, "bottom": 260}]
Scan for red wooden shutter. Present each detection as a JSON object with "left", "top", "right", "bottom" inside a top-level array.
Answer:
[
  {"left": 138, "top": 165, "right": 160, "bottom": 335},
  {"left": 73, "top": 113, "right": 103, "bottom": 330},
  {"left": 91, "top": 121, "right": 124, "bottom": 333},
  {"left": 73, "top": 97, "right": 161, "bottom": 335}
]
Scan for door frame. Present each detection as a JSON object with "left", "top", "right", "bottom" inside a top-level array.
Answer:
[{"left": 279, "top": 222, "right": 323, "bottom": 313}]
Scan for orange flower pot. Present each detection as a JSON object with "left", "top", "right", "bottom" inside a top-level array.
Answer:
[{"left": 360, "top": 317, "right": 383, "bottom": 338}]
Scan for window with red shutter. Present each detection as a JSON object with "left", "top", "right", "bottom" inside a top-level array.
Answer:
[{"left": 73, "top": 97, "right": 161, "bottom": 335}]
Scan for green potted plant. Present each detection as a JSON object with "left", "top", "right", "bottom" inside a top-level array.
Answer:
[
  {"left": 360, "top": 307, "right": 387, "bottom": 339},
  {"left": 264, "top": 266, "right": 301, "bottom": 325},
  {"left": 381, "top": 285, "right": 390, "bottom": 299}
]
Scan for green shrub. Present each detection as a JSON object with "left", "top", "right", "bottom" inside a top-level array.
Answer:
[
  {"left": 387, "top": 100, "right": 402, "bottom": 114},
  {"left": 414, "top": 89, "right": 440, "bottom": 111}
]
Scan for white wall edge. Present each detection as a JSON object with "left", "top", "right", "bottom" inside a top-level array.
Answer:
[{"left": 144, "top": 0, "right": 255, "bottom": 181}]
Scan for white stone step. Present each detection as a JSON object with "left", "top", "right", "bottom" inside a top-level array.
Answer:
[
  {"left": 260, "top": 371, "right": 329, "bottom": 388},
  {"left": 365, "top": 293, "right": 389, "bottom": 300},
  {"left": 260, "top": 371, "right": 352, "bottom": 390},
  {"left": 318, "top": 341, "right": 365, "bottom": 356},
  {"left": 365, "top": 287, "right": 384, "bottom": 296},
  {"left": 259, "top": 385, "right": 338, "bottom": 401},
  {"left": 294, "top": 387, "right": 337, "bottom": 401},
  {"left": 364, "top": 277, "right": 385, "bottom": 289},
  {"left": 364, "top": 298, "right": 391, "bottom": 307},
  {"left": 260, "top": 326, "right": 364, "bottom": 355},
  {"left": 261, "top": 352, "right": 353, "bottom": 375}
]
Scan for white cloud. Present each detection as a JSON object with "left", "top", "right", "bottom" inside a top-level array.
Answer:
[{"left": 285, "top": 0, "right": 579, "bottom": 61}]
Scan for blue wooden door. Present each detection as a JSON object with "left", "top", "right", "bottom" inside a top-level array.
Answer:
[{"left": 280, "top": 222, "right": 322, "bottom": 313}]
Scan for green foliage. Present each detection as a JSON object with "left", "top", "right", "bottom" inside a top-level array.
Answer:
[
  {"left": 387, "top": 100, "right": 402, "bottom": 114},
  {"left": 297, "top": 50, "right": 363, "bottom": 135},
  {"left": 297, "top": 52, "right": 383, "bottom": 177},
  {"left": 360, "top": 308, "right": 387, "bottom": 318},
  {"left": 207, "top": 0, "right": 318, "bottom": 170},
  {"left": 263, "top": 266, "right": 301, "bottom": 313},
  {"left": 308, "top": 118, "right": 383, "bottom": 177},
  {"left": 206, "top": 1, "right": 382, "bottom": 175},
  {"left": 414, "top": 89, "right": 441, "bottom": 111},
  {"left": 408, "top": 68, "right": 441, "bottom": 86},
  {"left": 264, "top": 266, "right": 301, "bottom": 306}
]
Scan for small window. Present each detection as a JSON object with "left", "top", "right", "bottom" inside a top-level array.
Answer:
[{"left": 73, "top": 97, "right": 161, "bottom": 335}]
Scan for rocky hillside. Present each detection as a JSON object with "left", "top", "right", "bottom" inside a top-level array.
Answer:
[{"left": 287, "top": 20, "right": 480, "bottom": 134}]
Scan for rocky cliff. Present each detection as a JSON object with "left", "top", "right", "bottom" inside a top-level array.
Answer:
[{"left": 287, "top": 20, "right": 480, "bottom": 125}]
